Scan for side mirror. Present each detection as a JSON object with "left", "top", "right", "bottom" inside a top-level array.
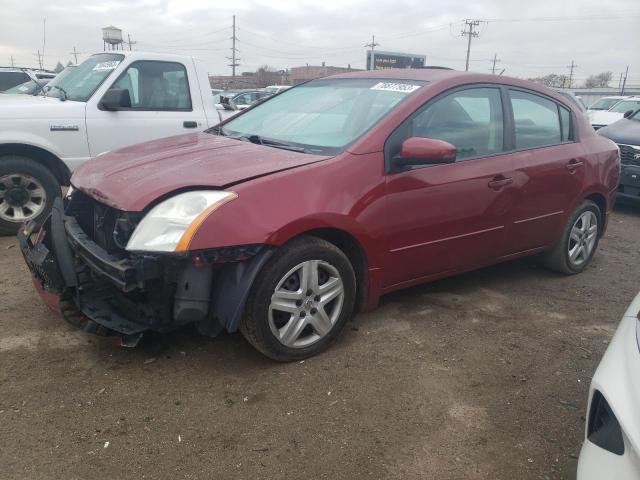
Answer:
[
  {"left": 394, "top": 137, "right": 456, "bottom": 167},
  {"left": 623, "top": 110, "right": 634, "bottom": 119},
  {"left": 99, "top": 88, "right": 131, "bottom": 111}
]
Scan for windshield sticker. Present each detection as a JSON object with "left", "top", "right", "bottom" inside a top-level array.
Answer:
[
  {"left": 370, "top": 82, "right": 421, "bottom": 93},
  {"left": 92, "top": 61, "right": 121, "bottom": 71}
]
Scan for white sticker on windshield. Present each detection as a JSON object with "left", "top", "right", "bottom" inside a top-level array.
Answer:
[
  {"left": 370, "top": 82, "right": 421, "bottom": 93},
  {"left": 92, "top": 61, "right": 121, "bottom": 71}
]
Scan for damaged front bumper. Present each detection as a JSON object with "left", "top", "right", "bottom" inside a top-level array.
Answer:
[{"left": 19, "top": 198, "right": 272, "bottom": 344}]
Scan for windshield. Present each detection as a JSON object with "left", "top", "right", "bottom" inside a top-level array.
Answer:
[
  {"left": 44, "top": 53, "right": 124, "bottom": 101},
  {"left": 3, "top": 80, "right": 41, "bottom": 95},
  {"left": 609, "top": 99, "right": 640, "bottom": 113},
  {"left": 590, "top": 98, "right": 624, "bottom": 110},
  {"left": 216, "top": 78, "right": 426, "bottom": 154}
]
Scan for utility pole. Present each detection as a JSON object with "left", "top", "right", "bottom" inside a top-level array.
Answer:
[
  {"left": 42, "top": 18, "right": 46, "bottom": 69},
  {"left": 364, "top": 35, "right": 380, "bottom": 70},
  {"left": 566, "top": 60, "right": 577, "bottom": 88},
  {"left": 490, "top": 53, "right": 500, "bottom": 74},
  {"left": 227, "top": 15, "right": 240, "bottom": 86},
  {"left": 9, "top": 56, "right": 15, "bottom": 67},
  {"left": 621, "top": 65, "right": 630, "bottom": 95},
  {"left": 70, "top": 47, "right": 81, "bottom": 64},
  {"left": 461, "top": 19, "right": 480, "bottom": 72},
  {"left": 34, "top": 50, "right": 43, "bottom": 69},
  {"left": 127, "top": 34, "right": 137, "bottom": 51},
  {"left": 618, "top": 72, "right": 624, "bottom": 90}
]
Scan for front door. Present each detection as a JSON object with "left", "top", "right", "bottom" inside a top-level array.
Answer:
[
  {"left": 86, "top": 60, "right": 206, "bottom": 157},
  {"left": 383, "top": 86, "right": 516, "bottom": 288}
]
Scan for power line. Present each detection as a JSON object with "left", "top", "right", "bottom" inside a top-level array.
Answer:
[
  {"left": 566, "top": 60, "right": 577, "bottom": 88},
  {"left": 461, "top": 19, "right": 481, "bottom": 72},
  {"left": 70, "top": 47, "right": 81, "bottom": 64},
  {"left": 490, "top": 53, "right": 501, "bottom": 74},
  {"left": 364, "top": 35, "right": 380, "bottom": 70},
  {"left": 226, "top": 15, "right": 240, "bottom": 85}
]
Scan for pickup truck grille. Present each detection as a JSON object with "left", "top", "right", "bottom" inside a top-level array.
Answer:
[
  {"left": 618, "top": 144, "right": 640, "bottom": 166},
  {"left": 66, "top": 190, "right": 142, "bottom": 254}
]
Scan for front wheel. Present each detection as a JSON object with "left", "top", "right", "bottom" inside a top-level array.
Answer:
[
  {"left": 540, "top": 199, "right": 601, "bottom": 274},
  {"left": 240, "top": 236, "right": 356, "bottom": 361},
  {"left": 0, "top": 156, "right": 61, "bottom": 235}
]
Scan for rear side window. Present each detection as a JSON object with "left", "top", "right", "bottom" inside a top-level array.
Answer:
[
  {"left": 559, "top": 105, "right": 572, "bottom": 141},
  {"left": 410, "top": 87, "right": 504, "bottom": 160},
  {"left": 510, "top": 90, "right": 564, "bottom": 149}
]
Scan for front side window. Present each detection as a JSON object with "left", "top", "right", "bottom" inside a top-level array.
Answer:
[
  {"left": 510, "top": 90, "right": 562, "bottom": 149},
  {"left": 108, "top": 61, "right": 192, "bottom": 110},
  {"left": 409, "top": 87, "right": 504, "bottom": 160},
  {"left": 44, "top": 53, "right": 124, "bottom": 101},
  {"left": 218, "top": 78, "right": 426, "bottom": 155}
]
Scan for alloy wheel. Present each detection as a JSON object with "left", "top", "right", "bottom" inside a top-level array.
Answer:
[
  {"left": 0, "top": 174, "right": 48, "bottom": 223},
  {"left": 568, "top": 210, "right": 598, "bottom": 266},
  {"left": 268, "top": 260, "right": 345, "bottom": 348}
]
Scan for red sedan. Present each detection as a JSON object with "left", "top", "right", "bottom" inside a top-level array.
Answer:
[{"left": 19, "top": 69, "right": 620, "bottom": 360}]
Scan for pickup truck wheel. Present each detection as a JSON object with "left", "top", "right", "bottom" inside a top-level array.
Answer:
[
  {"left": 240, "top": 236, "right": 356, "bottom": 361},
  {"left": 540, "top": 199, "right": 601, "bottom": 275},
  {"left": 0, "top": 156, "right": 60, "bottom": 235}
]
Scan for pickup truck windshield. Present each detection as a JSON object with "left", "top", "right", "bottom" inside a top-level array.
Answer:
[
  {"left": 216, "top": 78, "right": 426, "bottom": 154},
  {"left": 44, "top": 53, "right": 124, "bottom": 102},
  {"left": 609, "top": 99, "right": 640, "bottom": 113}
]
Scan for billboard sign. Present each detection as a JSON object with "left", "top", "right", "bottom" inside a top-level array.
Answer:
[{"left": 366, "top": 50, "right": 426, "bottom": 70}]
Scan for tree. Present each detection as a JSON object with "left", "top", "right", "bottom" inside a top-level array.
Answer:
[
  {"left": 255, "top": 65, "right": 281, "bottom": 87},
  {"left": 53, "top": 61, "right": 65, "bottom": 73},
  {"left": 583, "top": 72, "right": 613, "bottom": 88},
  {"left": 527, "top": 73, "right": 568, "bottom": 88}
]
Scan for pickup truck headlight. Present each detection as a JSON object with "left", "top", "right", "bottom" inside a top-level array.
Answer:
[{"left": 125, "top": 190, "right": 237, "bottom": 253}]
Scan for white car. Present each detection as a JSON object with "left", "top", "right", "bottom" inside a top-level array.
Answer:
[
  {"left": 590, "top": 97, "right": 640, "bottom": 130},
  {"left": 577, "top": 292, "right": 640, "bottom": 479},
  {"left": 588, "top": 96, "right": 629, "bottom": 112},
  {"left": 264, "top": 85, "right": 291, "bottom": 95}
]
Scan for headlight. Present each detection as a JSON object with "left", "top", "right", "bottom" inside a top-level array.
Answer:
[{"left": 125, "top": 190, "right": 237, "bottom": 252}]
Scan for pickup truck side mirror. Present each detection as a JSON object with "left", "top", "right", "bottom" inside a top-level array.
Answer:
[
  {"left": 99, "top": 88, "right": 132, "bottom": 111},
  {"left": 393, "top": 137, "right": 457, "bottom": 168},
  {"left": 623, "top": 109, "right": 635, "bottom": 119}
]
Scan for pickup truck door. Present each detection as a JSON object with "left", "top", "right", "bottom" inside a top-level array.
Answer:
[{"left": 85, "top": 59, "right": 208, "bottom": 157}]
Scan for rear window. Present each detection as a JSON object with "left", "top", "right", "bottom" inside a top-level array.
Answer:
[{"left": 510, "top": 90, "right": 564, "bottom": 149}]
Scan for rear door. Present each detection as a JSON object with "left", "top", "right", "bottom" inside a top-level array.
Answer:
[
  {"left": 383, "top": 86, "right": 517, "bottom": 287},
  {"left": 86, "top": 60, "right": 207, "bottom": 157},
  {"left": 502, "top": 88, "right": 585, "bottom": 254}
]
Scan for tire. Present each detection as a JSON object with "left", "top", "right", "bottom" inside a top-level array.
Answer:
[
  {"left": 540, "top": 199, "right": 601, "bottom": 275},
  {"left": 240, "top": 236, "right": 356, "bottom": 361},
  {"left": 0, "top": 156, "right": 60, "bottom": 235}
]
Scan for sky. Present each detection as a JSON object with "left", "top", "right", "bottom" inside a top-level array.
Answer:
[{"left": 1, "top": 0, "right": 639, "bottom": 86}]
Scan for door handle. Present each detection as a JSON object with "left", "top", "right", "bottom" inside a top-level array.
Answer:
[
  {"left": 488, "top": 175, "right": 513, "bottom": 190},
  {"left": 566, "top": 159, "right": 584, "bottom": 172},
  {"left": 183, "top": 121, "right": 198, "bottom": 129}
]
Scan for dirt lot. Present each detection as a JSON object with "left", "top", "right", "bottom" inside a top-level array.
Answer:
[{"left": 1, "top": 204, "right": 639, "bottom": 480}]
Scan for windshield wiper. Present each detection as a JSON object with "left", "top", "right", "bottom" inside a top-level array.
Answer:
[
  {"left": 234, "top": 134, "right": 308, "bottom": 153},
  {"left": 50, "top": 85, "right": 68, "bottom": 101}
]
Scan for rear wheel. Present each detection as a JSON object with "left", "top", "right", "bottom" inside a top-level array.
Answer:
[
  {"left": 0, "top": 156, "right": 60, "bottom": 235},
  {"left": 240, "top": 236, "right": 356, "bottom": 361},
  {"left": 540, "top": 199, "right": 601, "bottom": 274}
]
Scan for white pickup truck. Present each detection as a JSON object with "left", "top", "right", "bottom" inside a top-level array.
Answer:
[{"left": 0, "top": 51, "right": 221, "bottom": 234}]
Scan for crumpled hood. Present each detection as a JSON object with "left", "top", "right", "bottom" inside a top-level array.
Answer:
[
  {"left": 72, "top": 132, "right": 331, "bottom": 211},
  {"left": 598, "top": 118, "right": 640, "bottom": 146},
  {"left": 589, "top": 110, "right": 624, "bottom": 127}
]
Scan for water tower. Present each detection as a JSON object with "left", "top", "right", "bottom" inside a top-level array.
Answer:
[{"left": 102, "top": 26, "right": 124, "bottom": 51}]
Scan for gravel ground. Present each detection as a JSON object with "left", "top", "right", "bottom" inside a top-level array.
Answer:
[{"left": 1, "top": 203, "right": 639, "bottom": 480}]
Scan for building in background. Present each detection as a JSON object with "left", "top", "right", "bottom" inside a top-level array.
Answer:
[{"left": 289, "top": 63, "right": 361, "bottom": 85}]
